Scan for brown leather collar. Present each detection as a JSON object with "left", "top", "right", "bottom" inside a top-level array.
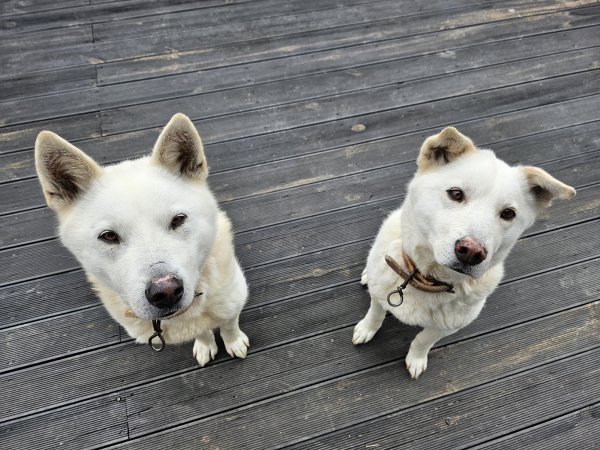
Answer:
[{"left": 384, "top": 253, "right": 454, "bottom": 306}]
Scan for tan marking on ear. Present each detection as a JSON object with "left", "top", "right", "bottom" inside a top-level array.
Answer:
[
  {"left": 520, "top": 166, "right": 576, "bottom": 210},
  {"left": 417, "top": 127, "right": 476, "bottom": 171},
  {"left": 152, "top": 113, "right": 208, "bottom": 180},
  {"left": 34, "top": 131, "right": 102, "bottom": 210}
]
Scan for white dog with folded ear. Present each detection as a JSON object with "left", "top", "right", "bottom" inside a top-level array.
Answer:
[
  {"left": 353, "top": 127, "right": 575, "bottom": 379},
  {"left": 35, "top": 113, "right": 249, "bottom": 366}
]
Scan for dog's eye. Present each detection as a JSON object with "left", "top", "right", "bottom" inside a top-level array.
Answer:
[
  {"left": 447, "top": 188, "right": 465, "bottom": 202},
  {"left": 500, "top": 208, "right": 516, "bottom": 221},
  {"left": 170, "top": 213, "right": 187, "bottom": 230},
  {"left": 98, "top": 230, "right": 120, "bottom": 243}
]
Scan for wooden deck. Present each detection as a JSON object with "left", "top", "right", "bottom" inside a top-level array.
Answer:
[{"left": 1, "top": 0, "right": 600, "bottom": 448}]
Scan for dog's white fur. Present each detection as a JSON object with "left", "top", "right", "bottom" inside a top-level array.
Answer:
[
  {"left": 35, "top": 113, "right": 249, "bottom": 366},
  {"left": 354, "top": 127, "right": 575, "bottom": 379}
]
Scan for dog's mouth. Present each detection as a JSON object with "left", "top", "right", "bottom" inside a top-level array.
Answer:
[
  {"left": 159, "top": 302, "right": 193, "bottom": 319},
  {"left": 448, "top": 262, "right": 475, "bottom": 277}
]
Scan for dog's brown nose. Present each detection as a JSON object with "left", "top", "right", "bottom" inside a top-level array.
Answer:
[
  {"left": 455, "top": 237, "right": 487, "bottom": 266},
  {"left": 145, "top": 275, "right": 184, "bottom": 309}
]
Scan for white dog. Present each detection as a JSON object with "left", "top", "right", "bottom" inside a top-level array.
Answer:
[
  {"left": 353, "top": 127, "right": 575, "bottom": 379},
  {"left": 35, "top": 113, "right": 249, "bottom": 366}
]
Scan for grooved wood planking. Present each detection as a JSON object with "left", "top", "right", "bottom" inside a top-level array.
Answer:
[{"left": 0, "top": 0, "right": 599, "bottom": 448}]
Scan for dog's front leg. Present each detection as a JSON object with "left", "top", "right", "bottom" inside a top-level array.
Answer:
[
  {"left": 220, "top": 316, "right": 250, "bottom": 360},
  {"left": 193, "top": 329, "right": 218, "bottom": 367},
  {"left": 352, "top": 299, "right": 386, "bottom": 345},
  {"left": 405, "top": 327, "right": 456, "bottom": 379}
]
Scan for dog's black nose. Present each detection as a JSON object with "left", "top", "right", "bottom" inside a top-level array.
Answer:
[
  {"left": 455, "top": 237, "right": 487, "bottom": 266},
  {"left": 145, "top": 275, "right": 184, "bottom": 309}
]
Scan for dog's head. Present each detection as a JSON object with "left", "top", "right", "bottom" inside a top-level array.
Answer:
[
  {"left": 405, "top": 127, "right": 575, "bottom": 279},
  {"left": 35, "top": 113, "right": 218, "bottom": 320}
]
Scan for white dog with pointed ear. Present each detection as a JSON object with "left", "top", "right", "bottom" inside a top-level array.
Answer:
[
  {"left": 35, "top": 113, "right": 249, "bottom": 366},
  {"left": 353, "top": 127, "right": 575, "bottom": 379}
]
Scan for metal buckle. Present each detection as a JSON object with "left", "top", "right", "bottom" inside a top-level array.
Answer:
[
  {"left": 148, "top": 319, "right": 166, "bottom": 352},
  {"left": 386, "top": 268, "right": 417, "bottom": 307}
]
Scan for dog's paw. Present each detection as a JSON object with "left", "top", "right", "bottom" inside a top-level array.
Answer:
[
  {"left": 405, "top": 350, "right": 428, "bottom": 380},
  {"left": 222, "top": 329, "right": 250, "bottom": 359},
  {"left": 360, "top": 268, "right": 368, "bottom": 286},
  {"left": 192, "top": 333, "right": 218, "bottom": 367},
  {"left": 352, "top": 318, "right": 378, "bottom": 345}
]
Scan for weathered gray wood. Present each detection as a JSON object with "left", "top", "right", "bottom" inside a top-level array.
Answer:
[
  {"left": 92, "top": 0, "right": 386, "bottom": 42},
  {"left": 97, "top": 3, "right": 600, "bottom": 84},
  {"left": 1, "top": 1, "right": 599, "bottom": 447},
  {"left": 0, "top": 0, "right": 257, "bottom": 35},
  {"left": 0, "top": 0, "right": 87, "bottom": 17},
  {"left": 0, "top": 307, "right": 119, "bottom": 372},
  {"left": 6, "top": 26, "right": 599, "bottom": 127},
  {"left": 110, "top": 302, "right": 600, "bottom": 448},
  {"left": 2, "top": 71, "right": 598, "bottom": 212},
  {"left": 0, "top": 396, "right": 128, "bottom": 450},
  {"left": 476, "top": 405, "right": 600, "bottom": 450},
  {"left": 2, "top": 262, "right": 598, "bottom": 443},
  {"left": 0, "top": 271, "right": 98, "bottom": 329},
  {"left": 99, "top": 49, "right": 600, "bottom": 136},
  {"left": 288, "top": 349, "right": 600, "bottom": 449},
  {"left": 0, "top": 112, "right": 102, "bottom": 156},
  {"left": 0, "top": 66, "right": 96, "bottom": 102}
]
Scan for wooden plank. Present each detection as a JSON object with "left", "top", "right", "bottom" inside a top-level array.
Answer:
[
  {"left": 288, "top": 349, "right": 600, "bottom": 449},
  {"left": 2, "top": 69, "right": 599, "bottom": 187},
  {"left": 0, "top": 396, "right": 128, "bottom": 450},
  {"left": 1, "top": 263, "right": 598, "bottom": 442},
  {"left": 0, "top": 0, "right": 259, "bottom": 35},
  {"left": 102, "top": 66, "right": 600, "bottom": 144},
  {"left": 476, "top": 405, "right": 600, "bottom": 450},
  {"left": 92, "top": 0, "right": 386, "bottom": 42},
  {"left": 97, "top": 3, "right": 600, "bottom": 84},
  {"left": 0, "top": 66, "right": 96, "bottom": 102},
  {"left": 106, "top": 302, "right": 600, "bottom": 448},
  {"left": 92, "top": 0, "right": 495, "bottom": 56},
  {"left": 1, "top": 68, "right": 598, "bottom": 213},
  {"left": 0, "top": 307, "right": 119, "bottom": 372},
  {"left": 0, "top": 0, "right": 88, "bottom": 17},
  {"left": 0, "top": 23, "right": 92, "bottom": 59},
  {"left": 0, "top": 113, "right": 102, "bottom": 157},
  {"left": 7, "top": 25, "right": 599, "bottom": 128},
  {"left": 0, "top": 271, "right": 98, "bottom": 329}
]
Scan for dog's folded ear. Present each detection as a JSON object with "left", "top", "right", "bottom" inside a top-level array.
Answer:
[
  {"left": 152, "top": 113, "right": 208, "bottom": 180},
  {"left": 417, "top": 127, "right": 476, "bottom": 171},
  {"left": 35, "top": 131, "right": 102, "bottom": 210},
  {"left": 519, "top": 166, "right": 576, "bottom": 210}
]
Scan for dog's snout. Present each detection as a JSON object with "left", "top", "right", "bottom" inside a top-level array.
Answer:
[
  {"left": 145, "top": 275, "right": 184, "bottom": 309},
  {"left": 454, "top": 237, "right": 487, "bottom": 266}
]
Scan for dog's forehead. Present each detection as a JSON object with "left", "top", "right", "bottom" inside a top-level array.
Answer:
[
  {"left": 413, "top": 149, "right": 532, "bottom": 211},
  {"left": 81, "top": 159, "right": 205, "bottom": 219}
]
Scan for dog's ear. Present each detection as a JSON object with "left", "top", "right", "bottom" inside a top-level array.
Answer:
[
  {"left": 151, "top": 113, "right": 208, "bottom": 180},
  {"left": 35, "top": 131, "right": 102, "bottom": 210},
  {"left": 417, "top": 127, "right": 476, "bottom": 171},
  {"left": 519, "top": 166, "right": 576, "bottom": 210}
]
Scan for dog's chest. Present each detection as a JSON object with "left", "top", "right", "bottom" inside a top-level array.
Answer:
[{"left": 384, "top": 286, "right": 486, "bottom": 331}]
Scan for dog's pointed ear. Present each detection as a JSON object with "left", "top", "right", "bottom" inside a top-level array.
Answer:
[
  {"left": 519, "top": 166, "right": 576, "bottom": 210},
  {"left": 417, "top": 127, "right": 477, "bottom": 171},
  {"left": 35, "top": 131, "right": 102, "bottom": 210},
  {"left": 151, "top": 113, "right": 207, "bottom": 180}
]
